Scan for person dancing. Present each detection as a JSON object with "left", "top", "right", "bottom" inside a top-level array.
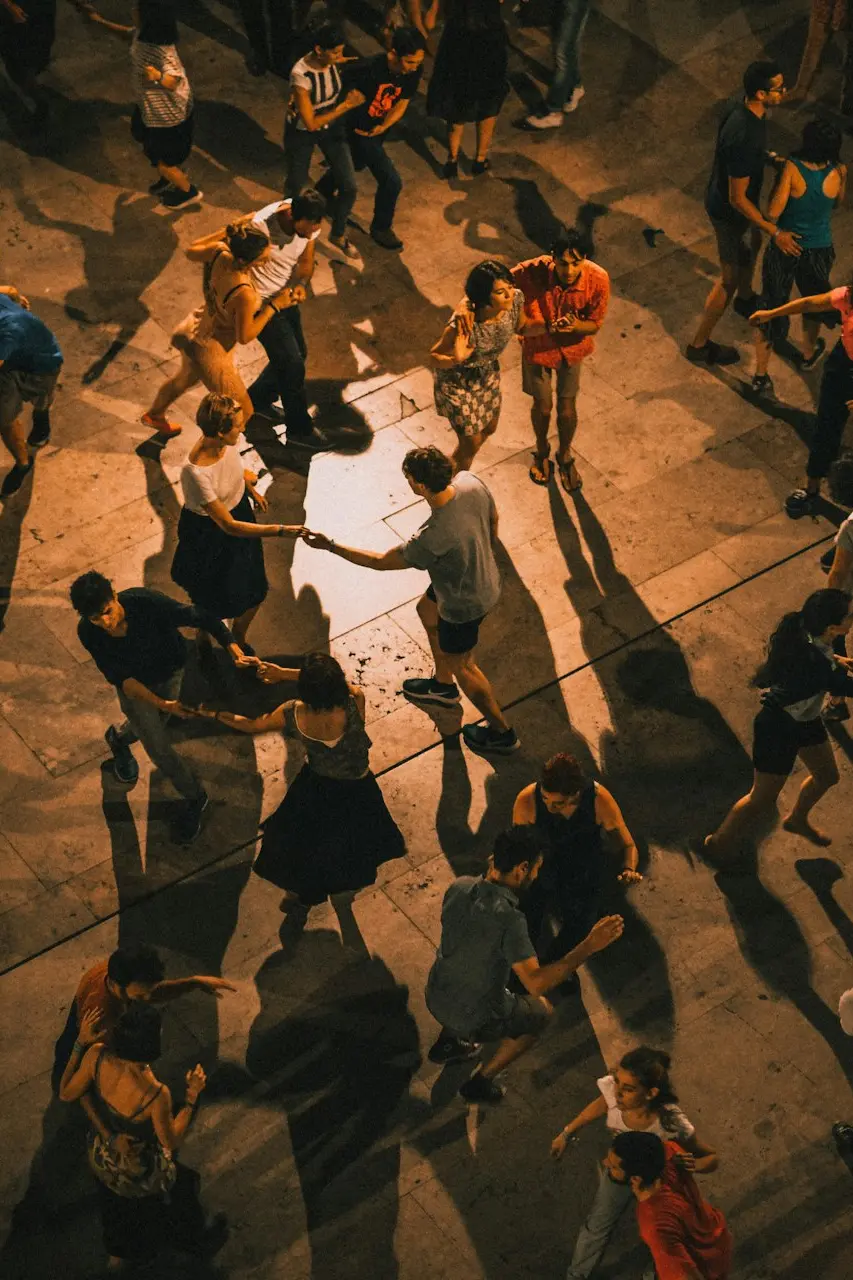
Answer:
[{"left": 705, "top": 588, "right": 853, "bottom": 859}]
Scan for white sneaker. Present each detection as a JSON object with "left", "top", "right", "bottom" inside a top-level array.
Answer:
[
  {"left": 563, "top": 85, "right": 585, "bottom": 112},
  {"left": 524, "top": 110, "right": 563, "bottom": 129}
]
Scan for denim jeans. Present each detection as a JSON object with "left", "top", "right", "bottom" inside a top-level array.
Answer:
[
  {"left": 348, "top": 131, "right": 404, "bottom": 231},
  {"left": 237, "top": 0, "right": 295, "bottom": 72},
  {"left": 566, "top": 1163, "right": 633, "bottom": 1279},
  {"left": 284, "top": 124, "right": 357, "bottom": 239},
  {"left": 546, "top": 0, "right": 591, "bottom": 110},
  {"left": 248, "top": 305, "right": 312, "bottom": 435},
  {"left": 807, "top": 339, "right": 853, "bottom": 479},
  {"left": 115, "top": 670, "right": 203, "bottom": 801}
]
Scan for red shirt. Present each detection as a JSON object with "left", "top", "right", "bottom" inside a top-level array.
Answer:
[
  {"left": 511, "top": 255, "right": 610, "bottom": 367},
  {"left": 636, "top": 1143, "right": 733, "bottom": 1280}
]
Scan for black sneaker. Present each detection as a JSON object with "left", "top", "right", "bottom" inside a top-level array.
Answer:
[
  {"left": 785, "top": 487, "right": 819, "bottom": 518},
  {"left": 287, "top": 426, "right": 330, "bottom": 451},
  {"left": 105, "top": 726, "right": 139, "bottom": 784},
  {"left": 428, "top": 1034, "right": 481, "bottom": 1065},
  {"left": 148, "top": 176, "right": 171, "bottom": 196},
  {"left": 171, "top": 791, "right": 210, "bottom": 844},
  {"left": 160, "top": 185, "right": 204, "bottom": 210},
  {"left": 442, "top": 158, "right": 458, "bottom": 180},
  {"left": 402, "top": 677, "right": 461, "bottom": 705},
  {"left": 751, "top": 373, "right": 775, "bottom": 397},
  {"left": 459, "top": 1068, "right": 505, "bottom": 1104},
  {"left": 733, "top": 294, "right": 760, "bottom": 320},
  {"left": 27, "top": 413, "right": 50, "bottom": 448},
  {"left": 370, "top": 225, "right": 404, "bottom": 251},
  {"left": 0, "top": 460, "right": 34, "bottom": 497},
  {"left": 461, "top": 724, "right": 520, "bottom": 756},
  {"left": 800, "top": 337, "right": 827, "bottom": 371},
  {"left": 685, "top": 340, "right": 740, "bottom": 366}
]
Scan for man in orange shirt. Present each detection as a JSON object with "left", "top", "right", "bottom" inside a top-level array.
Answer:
[
  {"left": 511, "top": 228, "right": 610, "bottom": 494},
  {"left": 606, "top": 1131, "right": 732, "bottom": 1279}
]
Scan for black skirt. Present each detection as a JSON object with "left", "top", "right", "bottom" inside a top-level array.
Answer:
[
  {"left": 97, "top": 1163, "right": 206, "bottom": 1261},
  {"left": 426, "top": 23, "right": 508, "bottom": 123},
  {"left": 253, "top": 765, "right": 406, "bottom": 905},
  {"left": 171, "top": 489, "right": 268, "bottom": 619},
  {"left": 131, "top": 106, "right": 194, "bottom": 168}
]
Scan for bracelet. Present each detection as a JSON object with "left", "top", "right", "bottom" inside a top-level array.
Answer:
[
  {"left": 73, "top": 1040, "right": 85, "bottom": 1054},
  {"left": 266, "top": 299, "right": 279, "bottom": 313}
]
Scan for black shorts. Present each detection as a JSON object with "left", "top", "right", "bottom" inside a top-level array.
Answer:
[
  {"left": 752, "top": 703, "right": 829, "bottom": 775},
  {"left": 131, "top": 107, "right": 194, "bottom": 168},
  {"left": 473, "top": 993, "right": 550, "bottom": 1042},
  {"left": 758, "top": 241, "right": 837, "bottom": 342},
  {"left": 426, "top": 584, "right": 484, "bottom": 655}
]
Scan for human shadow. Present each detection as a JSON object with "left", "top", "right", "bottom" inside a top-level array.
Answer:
[
  {"left": 796, "top": 856, "right": 853, "bottom": 963},
  {"left": 0, "top": 475, "right": 33, "bottom": 633}
]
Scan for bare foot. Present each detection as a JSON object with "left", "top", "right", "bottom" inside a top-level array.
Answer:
[{"left": 782, "top": 815, "right": 832, "bottom": 846}]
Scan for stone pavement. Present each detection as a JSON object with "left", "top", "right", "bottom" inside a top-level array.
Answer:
[{"left": 2, "top": 0, "right": 853, "bottom": 1276}]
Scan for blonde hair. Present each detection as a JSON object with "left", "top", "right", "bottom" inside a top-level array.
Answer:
[{"left": 196, "top": 393, "right": 241, "bottom": 437}]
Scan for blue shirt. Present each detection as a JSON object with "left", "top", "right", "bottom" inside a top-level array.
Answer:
[{"left": 0, "top": 294, "right": 63, "bottom": 374}]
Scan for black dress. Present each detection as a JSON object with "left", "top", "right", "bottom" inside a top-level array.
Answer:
[
  {"left": 253, "top": 697, "right": 405, "bottom": 905},
  {"left": 427, "top": 0, "right": 508, "bottom": 124},
  {"left": 522, "top": 782, "right": 604, "bottom": 960}
]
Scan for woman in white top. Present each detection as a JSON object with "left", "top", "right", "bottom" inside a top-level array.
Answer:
[
  {"left": 130, "top": 0, "right": 201, "bottom": 210},
  {"left": 550, "top": 1046, "right": 718, "bottom": 1280},
  {"left": 170, "top": 393, "right": 301, "bottom": 650}
]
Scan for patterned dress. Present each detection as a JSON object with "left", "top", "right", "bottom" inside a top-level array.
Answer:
[{"left": 434, "top": 289, "right": 524, "bottom": 437}]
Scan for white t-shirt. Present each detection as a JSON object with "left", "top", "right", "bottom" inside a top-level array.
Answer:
[
  {"left": 288, "top": 55, "right": 342, "bottom": 131},
  {"left": 596, "top": 1074, "right": 695, "bottom": 1143},
  {"left": 180, "top": 447, "right": 245, "bottom": 514},
  {"left": 131, "top": 36, "right": 192, "bottom": 127},
  {"left": 249, "top": 201, "right": 320, "bottom": 297}
]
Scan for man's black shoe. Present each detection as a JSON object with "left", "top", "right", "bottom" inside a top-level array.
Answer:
[
  {"left": 1, "top": 460, "right": 34, "bottom": 497},
  {"left": 459, "top": 1067, "right": 505, "bottom": 1104},
  {"left": 171, "top": 792, "right": 210, "bottom": 844},
  {"left": 370, "top": 226, "right": 404, "bottom": 251},
  {"left": 428, "top": 1033, "right": 481, "bottom": 1064},
  {"left": 287, "top": 426, "right": 330, "bottom": 451},
  {"left": 105, "top": 726, "right": 139, "bottom": 784},
  {"left": 27, "top": 414, "right": 51, "bottom": 448}
]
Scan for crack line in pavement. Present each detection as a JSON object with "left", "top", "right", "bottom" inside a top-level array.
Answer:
[{"left": 0, "top": 525, "right": 836, "bottom": 980}]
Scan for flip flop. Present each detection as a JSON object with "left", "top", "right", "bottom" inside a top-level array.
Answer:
[
  {"left": 557, "top": 457, "right": 583, "bottom": 493},
  {"left": 528, "top": 455, "right": 553, "bottom": 486}
]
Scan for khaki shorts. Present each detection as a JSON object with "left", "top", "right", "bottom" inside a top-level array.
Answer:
[
  {"left": 522, "top": 358, "right": 582, "bottom": 409},
  {"left": 0, "top": 365, "right": 59, "bottom": 428}
]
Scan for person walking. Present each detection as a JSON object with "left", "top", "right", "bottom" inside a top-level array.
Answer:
[
  {"left": 70, "top": 571, "right": 245, "bottom": 842},
  {"left": 427, "top": 0, "right": 509, "bottom": 177},
  {"left": 0, "top": 282, "right": 62, "bottom": 495},
  {"left": 431, "top": 259, "right": 535, "bottom": 473},
  {"left": 606, "top": 1131, "right": 732, "bottom": 1280},
  {"left": 511, "top": 228, "right": 610, "bottom": 490},
  {"left": 749, "top": 284, "right": 853, "bottom": 515},
  {"left": 523, "top": 0, "right": 590, "bottom": 129},
  {"left": 59, "top": 1004, "right": 227, "bottom": 1273},
  {"left": 170, "top": 393, "right": 303, "bottom": 653},
  {"left": 751, "top": 118, "right": 845, "bottom": 397},
  {"left": 302, "top": 445, "right": 516, "bottom": 756},
  {"left": 686, "top": 60, "right": 796, "bottom": 367},
  {"left": 284, "top": 23, "right": 363, "bottom": 258},
  {"left": 192, "top": 652, "right": 405, "bottom": 913},
  {"left": 512, "top": 752, "right": 640, "bottom": 962},
  {"left": 550, "top": 1047, "right": 718, "bottom": 1279},
  {"left": 142, "top": 222, "right": 294, "bottom": 436},
  {"left": 319, "top": 25, "right": 425, "bottom": 251},
  {"left": 704, "top": 588, "right": 853, "bottom": 860},
  {"left": 130, "top": 0, "right": 201, "bottom": 210},
  {"left": 425, "top": 825, "right": 623, "bottom": 1102},
  {"left": 788, "top": 0, "right": 853, "bottom": 114}
]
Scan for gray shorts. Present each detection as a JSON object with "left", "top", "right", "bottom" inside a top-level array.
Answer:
[
  {"left": 522, "top": 358, "right": 582, "bottom": 408},
  {"left": 473, "top": 992, "right": 550, "bottom": 1042},
  {"left": 709, "top": 214, "right": 759, "bottom": 268},
  {"left": 0, "top": 365, "right": 59, "bottom": 427}
]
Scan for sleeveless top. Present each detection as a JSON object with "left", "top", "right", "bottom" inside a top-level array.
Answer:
[
  {"left": 533, "top": 781, "right": 604, "bottom": 901},
  {"left": 283, "top": 695, "right": 372, "bottom": 779},
  {"left": 777, "top": 160, "right": 836, "bottom": 249},
  {"left": 173, "top": 249, "right": 253, "bottom": 352},
  {"left": 93, "top": 1048, "right": 162, "bottom": 1138}
]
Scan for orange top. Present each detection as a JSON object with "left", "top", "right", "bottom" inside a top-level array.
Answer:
[
  {"left": 636, "top": 1142, "right": 733, "bottom": 1280},
  {"left": 73, "top": 959, "right": 126, "bottom": 1039},
  {"left": 511, "top": 255, "right": 610, "bottom": 367}
]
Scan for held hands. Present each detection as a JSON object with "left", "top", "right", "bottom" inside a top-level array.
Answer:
[
  {"left": 161, "top": 698, "right": 192, "bottom": 719},
  {"left": 342, "top": 89, "right": 365, "bottom": 110},
  {"left": 748, "top": 309, "right": 774, "bottom": 326},
  {"left": 584, "top": 914, "right": 624, "bottom": 955},
  {"left": 290, "top": 284, "right": 307, "bottom": 306},
  {"left": 185, "top": 1064, "right": 207, "bottom": 1104},
  {"left": 301, "top": 529, "right": 335, "bottom": 551},
  {"left": 196, "top": 977, "right": 237, "bottom": 999},
  {"left": 617, "top": 867, "right": 643, "bottom": 885}
]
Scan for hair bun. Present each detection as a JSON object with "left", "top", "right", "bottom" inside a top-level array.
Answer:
[{"left": 225, "top": 222, "right": 238, "bottom": 237}]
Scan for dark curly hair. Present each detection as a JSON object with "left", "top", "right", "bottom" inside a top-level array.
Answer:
[
  {"left": 225, "top": 222, "right": 270, "bottom": 265},
  {"left": 297, "top": 652, "right": 350, "bottom": 711},
  {"left": 541, "top": 753, "right": 586, "bottom": 796},
  {"left": 403, "top": 446, "right": 453, "bottom": 494}
]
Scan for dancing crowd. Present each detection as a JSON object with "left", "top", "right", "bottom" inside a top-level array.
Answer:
[{"left": 3, "top": 2, "right": 853, "bottom": 1277}]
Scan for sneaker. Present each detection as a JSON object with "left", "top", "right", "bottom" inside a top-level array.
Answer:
[
  {"left": 148, "top": 176, "right": 171, "bottom": 196},
  {"left": 522, "top": 110, "right": 563, "bottom": 130},
  {"left": 785, "top": 487, "right": 819, "bottom": 518},
  {"left": 471, "top": 159, "right": 491, "bottom": 176},
  {"left": 428, "top": 1034, "right": 481, "bottom": 1065},
  {"left": 141, "top": 411, "right": 182, "bottom": 438},
  {"left": 0, "top": 460, "right": 34, "bottom": 497},
  {"left": 370, "top": 225, "right": 404, "bottom": 251},
  {"left": 160, "top": 184, "right": 204, "bottom": 210},
  {"left": 751, "top": 373, "right": 775, "bottom": 397},
  {"left": 442, "top": 158, "right": 458, "bottom": 180},
  {"left": 733, "top": 294, "right": 760, "bottom": 320},
  {"left": 287, "top": 426, "right": 330, "bottom": 451},
  {"left": 563, "top": 85, "right": 585, "bottom": 112},
  {"left": 823, "top": 700, "right": 850, "bottom": 722},
  {"left": 329, "top": 233, "right": 359, "bottom": 259},
  {"left": 685, "top": 340, "right": 740, "bottom": 366},
  {"left": 105, "top": 726, "right": 139, "bottom": 784},
  {"left": 800, "top": 337, "right": 827, "bottom": 371},
  {"left": 171, "top": 791, "right": 210, "bottom": 844},
  {"left": 402, "top": 677, "right": 461, "bottom": 705},
  {"left": 461, "top": 724, "right": 520, "bottom": 756},
  {"left": 27, "top": 416, "right": 51, "bottom": 448},
  {"left": 459, "top": 1068, "right": 506, "bottom": 1104}
]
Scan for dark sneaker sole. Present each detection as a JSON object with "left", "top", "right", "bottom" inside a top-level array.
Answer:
[
  {"left": 428, "top": 1043, "right": 481, "bottom": 1065},
  {"left": 403, "top": 688, "right": 461, "bottom": 706},
  {"left": 462, "top": 733, "right": 521, "bottom": 756}
]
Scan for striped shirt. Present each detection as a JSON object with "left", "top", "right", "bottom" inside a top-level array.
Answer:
[
  {"left": 288, "top": 55, "right": 342, "bottom": 131},
  {"left": 131, "top": 35, "right": 193, "bottom": 127}
]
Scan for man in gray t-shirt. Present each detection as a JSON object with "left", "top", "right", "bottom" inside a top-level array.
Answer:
[{"left": 302, "top": 445, "right": 519, "bottom": 756}]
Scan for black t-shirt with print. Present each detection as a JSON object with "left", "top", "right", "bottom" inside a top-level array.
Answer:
[
  {"left": 344, "top": 53, "right": 422, "bottom": 135},
  {"left": 705, "top": 98, "right": 768, "bottom": 224}
]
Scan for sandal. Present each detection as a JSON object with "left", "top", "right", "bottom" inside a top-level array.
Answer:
[
  {"left": 557, "top": 456, "right": 583, "bottom": 493},
  {"left": 529, "top": 454, "right": 553, "bottom": 486},
  {"left": 785, "top": 487, "right": 818, "bottom": 518}
]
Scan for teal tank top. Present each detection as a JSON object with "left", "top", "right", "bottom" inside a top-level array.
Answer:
[{"left": 777, "top": 159, "right": 836, "bottom": 250}]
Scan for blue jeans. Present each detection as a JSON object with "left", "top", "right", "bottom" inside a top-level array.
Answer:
[
  {"left": 248, "top": 305, "right": 313, "bottom": 435},
  {"left": 546, "top": 0, "right": 591, "bottom": 110},
  {"left": 284, "top": 124, "right": 357, "bottom": 239},
  {"left": 566, "top": 1163, "right": 633, "bottom": 1279},
  {"left": 318, "top": 131, "right": 403, "bottom": 232}
]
